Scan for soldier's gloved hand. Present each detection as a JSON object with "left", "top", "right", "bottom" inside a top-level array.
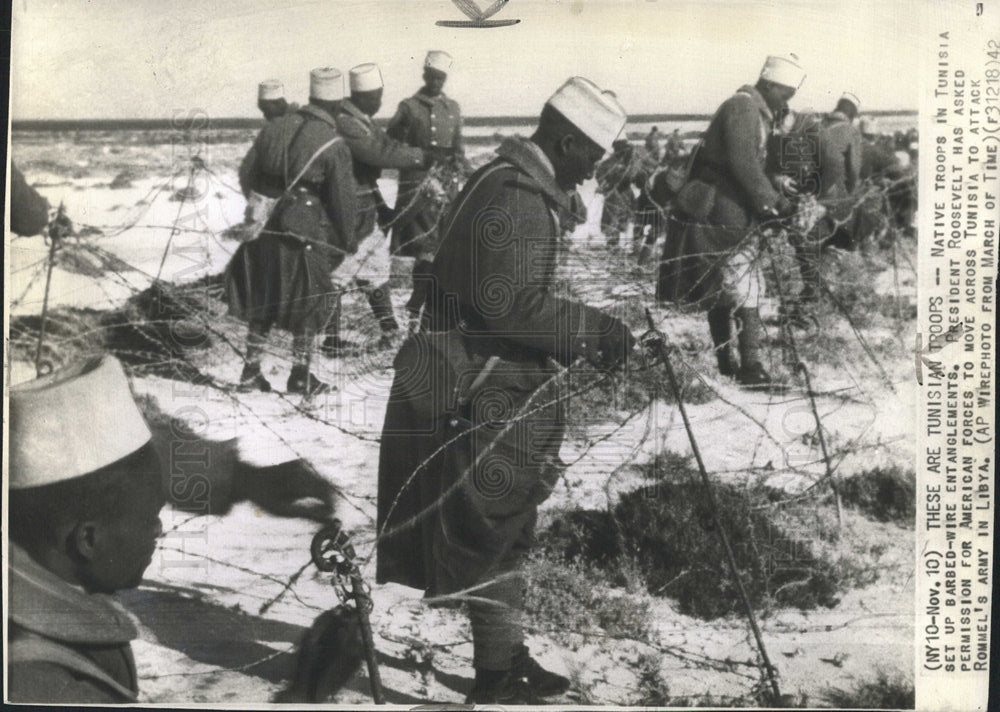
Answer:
[{"left": 591, "top": 317, "right": 637, "bottom": 372}]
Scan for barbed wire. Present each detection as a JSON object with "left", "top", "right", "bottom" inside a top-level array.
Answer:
[{"left": 8, "top": 147, "right": 917, "bottom": 705}]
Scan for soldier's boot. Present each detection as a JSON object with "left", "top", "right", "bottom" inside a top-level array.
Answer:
[
  {"left": 511, "top": 645, "right": 570, "bottom": 697},
  {"left": 237, "top": 362, "right": 272, "bottom": 393},
  {"left": 734, "top": 307, "right": 772, "bottom": 387},
  {"left": 366, "top": 283, "right": 399, "bottom": 349},
  {"left": 707, "top": 306, "right": 739, "bottom": 378},
  {"left": 466, "top": 668, "right": 537, "bottom": 705},
  {"left": 287, "top": 364, "right": 332, "bottom": 396}
]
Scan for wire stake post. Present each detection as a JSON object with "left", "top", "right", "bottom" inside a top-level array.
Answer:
[{"left": 641, "top": 307, "right": 782, "bottom": 704}]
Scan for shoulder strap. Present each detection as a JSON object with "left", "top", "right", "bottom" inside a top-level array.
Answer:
[{"left": 8, "top": 634, "right": 138, "bottom": 702}]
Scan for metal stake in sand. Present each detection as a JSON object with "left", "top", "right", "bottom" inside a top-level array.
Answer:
[
  {"left": 311, "top": 521, "right": 384, "bottom": 704},
  {"left": 761, "top": 236, "right": 844, "bottom": 528},
  {"left": 34, "top": 202, "right": 69, "bottom": 377},
  {"left": 642, "top": 308, "right": 782, "bottom": 703}
]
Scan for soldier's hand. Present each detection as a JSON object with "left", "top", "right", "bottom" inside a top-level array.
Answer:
[{"left": 593, "top": 318, "right": 637, "bottom": 372}]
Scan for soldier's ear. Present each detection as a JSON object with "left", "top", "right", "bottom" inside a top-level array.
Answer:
[{"left": 69, "top": 521, "right": 100, "bottom": 563}]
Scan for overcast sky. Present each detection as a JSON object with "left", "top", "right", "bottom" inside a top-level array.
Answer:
[{"left": 10, "top": 0, "right": 922, "bottom": 120}]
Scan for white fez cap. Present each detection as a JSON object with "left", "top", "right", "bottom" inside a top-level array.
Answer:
[
  {"left": 545, "top": 76, "right": 628, "bottom": 152},
  {"left": 310, "top": 67, "right": 345, "bottom": 101},
  {"left": 425, "top": 50, "right": 453, "bottom": 73},
  {"left": 840, "top": 92, "right": 861, "bottom": 109},
  {"left": 350, "top": 63, "right": 384, "bottom": 93},
  {"left": 760, "top": 53, "right": 806, "bottom": 89},
  {"left": 9, "top": 355, "right": 152, "bottom": 490},
  {"left": 258, "top": 79, "right": 284, "bottom": 101}
]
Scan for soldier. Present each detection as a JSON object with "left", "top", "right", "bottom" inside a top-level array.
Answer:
[
  {"left": 386, "top": 50, "right": 467, "bottom": 327},
  {"left": 644, "top": 125, "right": 662, "bottom": 161},
  {"left": 377, "top": 77, "right": 635, "bottom": 704},
  {"left": 7, "top": 356, "right": 363, "bottom": 703},
  {"left": 663, "top": 128, "right": 684, "bottom": 164},
  {"left": 657, "top": 54, "right": 805, "bottom": 386},
  {"left": 789, "top": 93, "right": 863, "bottom": 305},
  {"left": 239, "top": 80, "right": 300, "bottom": 240},
  {"left": 596, "top": 138, "right": 637, "bottom": 247},
  {"left": 328, "top": 63, "right": 427, "bottom": 354},
  {"left": 225, "top": 67, "right": 358, "bottom": 395}
]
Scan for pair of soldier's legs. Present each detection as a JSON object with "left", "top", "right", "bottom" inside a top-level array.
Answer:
[
  {"left": 324, "top": 230, "right": 399, "bottom": 352},
  {"left": 707, "top": 238, "right": 770, "bottom": 384},
  {"left": 241, "top": 320, "right": 329, "bottom": 394}
]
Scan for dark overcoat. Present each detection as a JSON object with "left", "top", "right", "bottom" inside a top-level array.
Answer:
[
  {"left": 7, "top": 544, "right": 139, "bottom": 703},
  {"left": 657, "top": 84, "right": 781, "bottom": 306},
  {"left": 225, "top": 105, "right": 357, "bottom": 334},
  {"left": 335, "top": 100, "right": 425, "bottom": 240},
  {"left": 386, "top": 90, "right": 464, "bottom": 258},
  {"left": 377, "top": 137, "right": 626, "bottom": 595}
]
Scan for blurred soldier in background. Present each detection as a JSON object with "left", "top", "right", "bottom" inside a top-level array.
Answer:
[
  {"left": 658, "top": 54, "right": 805, "bottom": 386},
  {"left": 663, "top": 128, "right": 684, "bottom": 164},
  {"left": 387, "top": 50, "right": 467, "bottom": 329},
  {"left": 788, "top": 92, "right": 863, "bottom": 307},
  {"left": 226, "top": 67, "right": 358, "bottom": 395},
  {"left": 329, "top": 63, "right": 427, "bottom": 353},
  {"left": 596, "top": 138, "right": 637, "bottom": 247},
  {"left": 644, "top": 125, "right": 662, "bottom": 161},
  {"left": 378, "top": 77, "right": 635, "bottom": 704}
]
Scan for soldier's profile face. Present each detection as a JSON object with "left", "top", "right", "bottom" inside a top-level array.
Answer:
[
  {"left": 556, "top": 135, "right": 605, "bottom": 190},
  {"left": 81, "top": 464, "right": 165, "bottom": 593}
]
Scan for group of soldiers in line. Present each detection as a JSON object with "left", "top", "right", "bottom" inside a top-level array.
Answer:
[
  {"left": 8, "top": 52, "right": 917, "bottom": 705},
  {"left": 227, "top": 51, "right": 467, "bottom": 395}
]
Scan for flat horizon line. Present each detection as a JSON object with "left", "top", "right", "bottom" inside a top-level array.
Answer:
[{"left": 10, "top": 109, "right": 918, "bottom": 131}]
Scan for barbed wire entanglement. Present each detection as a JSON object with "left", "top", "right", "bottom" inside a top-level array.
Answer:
[{"left": 8, "top": 131, "right": 917, "bottom": 705}]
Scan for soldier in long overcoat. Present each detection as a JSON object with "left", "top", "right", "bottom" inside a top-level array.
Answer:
[
  {"left": 386, "top": 51, "right": 467, "bottom": 325},
  {"left": 377, "top": 78, "right": 634, "bottom": 704},
  {"left": 238, "top": 80, "right": 300, "bottom": 240},
  {"left": 329, "top": 63, "right": 427, "bottom": 353},
  {"left": 225, "top": 68, "right": 358, "bottom": 395},
  {"left": 657, "top": 55, "right": 804, "bottom": 386}
]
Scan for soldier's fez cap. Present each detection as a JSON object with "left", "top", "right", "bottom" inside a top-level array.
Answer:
[
  {"left": 759, "top": 53, "right": 806, "bottom": 90},
  {"left": 350, "top": 63, "right": 383, "bottom": 93},
  {"left": 9, "top": 355, "right": 152, "bottom": 490},
  {"left": 840, "top": 92, "right": 861, "bottom": 110},
  {"left": 258, "top": 79, "right": 284, "bottom": 101},
  {"left": 425, "top": 51, "right": 453, "bottom": 73},
  {"left": 310, "top": 67, "right": 345, "bottom": 101},
  {"left": 546, "top": 77, "right": 628, "bottom": 153}
]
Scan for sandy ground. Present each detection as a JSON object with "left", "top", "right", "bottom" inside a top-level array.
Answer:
[{"left": 7, "top": 137, "right": 916, "bottom": 706}]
